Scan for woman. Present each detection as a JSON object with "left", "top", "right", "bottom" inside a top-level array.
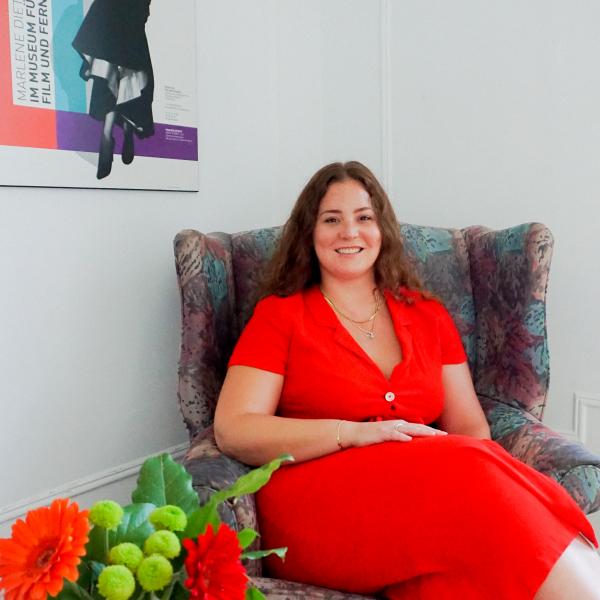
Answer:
[
  {"left": 215, "top": 161, "right": 600, "bottom": 598},
  {"left": 72, "top": 0, "right": 154, "bottom": 179}
]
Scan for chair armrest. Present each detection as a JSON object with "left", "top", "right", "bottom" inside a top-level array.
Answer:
[
  {"left": 463, "top": 223, "right": 553, "bottom": 419},
  {"left": 251, "top": 577, "right": 376, "bottom": 599},
  {"left": 183, "top": 425, "right": 262, "bottom": 576},
  {"left": 481, "top": 396, "right": 600, "bottom": 514}
]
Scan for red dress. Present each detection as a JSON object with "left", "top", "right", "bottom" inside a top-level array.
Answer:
[{"left": 229, "top": 286, "right": 597, "bottom": 599}]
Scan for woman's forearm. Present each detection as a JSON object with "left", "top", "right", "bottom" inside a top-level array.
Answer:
[
  {"left": 214, "top": 415, "right": 449, "bottom": 466},
  {"left": 214, "top": 414, "right": 344, "bottom": 466}
]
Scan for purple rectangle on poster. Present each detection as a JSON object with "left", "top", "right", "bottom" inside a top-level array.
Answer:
[{"left": 55, "top": 111, "right": 198, "bottom": 161}]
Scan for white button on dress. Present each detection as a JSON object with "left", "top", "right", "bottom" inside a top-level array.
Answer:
[{"left": 385, "top": 392, "right": 395, "bottom": 402}]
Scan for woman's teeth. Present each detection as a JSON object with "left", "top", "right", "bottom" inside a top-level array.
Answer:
[{"left": 336, "top": 247, "right": 362, "bottom": 254}]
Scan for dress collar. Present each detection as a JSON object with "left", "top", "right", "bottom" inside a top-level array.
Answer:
[
  {"left": 304, "top": 285, "right": 413, "bottom": 327},
  {"left": 303, "top": 285, "right": 413, "bottom": 383}
]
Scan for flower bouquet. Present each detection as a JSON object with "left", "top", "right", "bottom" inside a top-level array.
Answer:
[{"left": 0, "top": 453, "right": 292, "bottom": 600}]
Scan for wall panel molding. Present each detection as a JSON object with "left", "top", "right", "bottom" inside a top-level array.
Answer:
[
  {"left": 552, "top": 392, "right": 600, "bottom": 448},
  {"left": 574, "top": 392, "right": 600, "bottom": 450},
  {"left": 380, "top": 0, "right": 392, "bottom": 195},
  {"left": 553, "top": 427, "right": 580, "bottom": 442}
]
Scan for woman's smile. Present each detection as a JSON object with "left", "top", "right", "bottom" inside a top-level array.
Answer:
[{"left": 335, "top": 246, "right": 364, "bottom": 254}]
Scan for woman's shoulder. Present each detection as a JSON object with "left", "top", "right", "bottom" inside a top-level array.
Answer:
[
  {"left": 253, "top": 291, "right": 304, "bottom": 317},
  {"left": 389, "top": 287, "right": 447, "bottom": 317}
]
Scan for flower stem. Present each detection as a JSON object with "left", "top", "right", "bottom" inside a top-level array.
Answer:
[
  {"left": 74, "top": 585, "right": 95, "bottom": 600},
  {"left": 103, "top": 527, "right": 109, "bottom": 562},
  {"left": 161, "top": 576, "right": 177, "bottom": 600}
]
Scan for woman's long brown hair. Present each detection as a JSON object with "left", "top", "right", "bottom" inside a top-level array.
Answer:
[{"left": 261, "top": 161, "right": 431, "bottom": 302}]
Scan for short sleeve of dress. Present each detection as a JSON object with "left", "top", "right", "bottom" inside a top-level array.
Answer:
[
  {"left": 228, "top": 295, "right": 293, "bottom": 375},
  {"left": 434, "top": 301, "right": 468, "bottom": 365}
]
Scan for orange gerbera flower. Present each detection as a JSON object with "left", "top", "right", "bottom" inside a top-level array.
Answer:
[{"left": 0, "top": 498, "right": 90, "bottom": 600}]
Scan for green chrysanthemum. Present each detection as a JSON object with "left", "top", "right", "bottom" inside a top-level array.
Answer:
[
  {"left": 97, "top": 565, "right": 136, "bottom": 600},
  {"left": 136, "top": 554, "right": 173, "bottom": 591},
  {"left": 89, "top": 500, "right": 124, "bottom": 530},
  {"left": 109, "top": 542, "right": 144, "bottom": 572},
  {"left": 148, "top": 505, "right": 187, "bottom": 532},
  {"left": 144, "top": 530, "right": 181, "bottom": 559}
]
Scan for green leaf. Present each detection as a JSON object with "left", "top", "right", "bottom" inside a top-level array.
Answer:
[
  {"left": 73, "top": 560, "right": 105, "bottom": 596},
  {"left": 131, "top": 453, "right": 199, "bottom": 515},
  {"left": 86, "top": 503, "right": 155, "bottom": 563},
  {"left": 84, "top": 526, "right": 107, "bottom": 563},
  {"left": 241, "top": 546, "right": 287, "bottom": 561},
  {"left": 108, "top": 502, "right": 156, "bottom": 547},
  {"left": 74, "top": 560, "right": 93, "bottom": 591},
  {"left": 183, "top": 500, "right": 220, "bottom": 539},
  {"left": 246, "top": 586, "right": 267, "bottom": 600},
  {"left": 238, "top": 528, "right": 259, "bottom": 549},
  {"left": 89, "top": 561, "right": 105, "bottom": 580},
  {"left": 212, "top": 454, "right": 293, "bottom": 504}
]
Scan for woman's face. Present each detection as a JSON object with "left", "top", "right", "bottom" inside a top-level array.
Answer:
[{"left": 312, "top": 179, "right": 382, "bottom": 284}]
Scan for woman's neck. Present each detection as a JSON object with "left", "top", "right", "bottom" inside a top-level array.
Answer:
[{"left": 319, "top": 276, "right": 380, "bottom": 319}]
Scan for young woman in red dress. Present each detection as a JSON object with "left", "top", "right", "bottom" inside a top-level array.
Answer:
[{"left": 214, "top": 161, "right": 600, "bottom": 598}]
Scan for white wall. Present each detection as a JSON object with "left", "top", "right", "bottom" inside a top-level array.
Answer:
[
  {"left": 385, "top": 0, "right": 600, "bottom": 446},
  {"left": 1, "top": 0, "right": 599, "bottom": 538}
]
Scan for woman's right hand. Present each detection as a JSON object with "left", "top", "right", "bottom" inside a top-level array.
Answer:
[{"left": 341, "top": 419, "right": 448, "bottom": 448}]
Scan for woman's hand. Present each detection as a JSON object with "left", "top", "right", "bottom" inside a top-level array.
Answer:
[{"left": 341, "top": 419, "right": 448, "bottom": 448}]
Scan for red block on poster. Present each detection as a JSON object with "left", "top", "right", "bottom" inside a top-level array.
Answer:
[{"left": 0, "top": 0, "right": 56, "bottom": 149}]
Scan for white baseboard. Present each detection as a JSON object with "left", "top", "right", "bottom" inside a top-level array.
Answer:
[{"left": 0, "top": 442, "right": 188, "bottom": 531}]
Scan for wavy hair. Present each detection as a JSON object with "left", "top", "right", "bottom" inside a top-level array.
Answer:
[{"left": 261, "top": 161, "right": 431, "bottom": 302}]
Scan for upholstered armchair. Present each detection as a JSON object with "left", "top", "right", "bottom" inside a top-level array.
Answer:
[{"left": 174, "top": 222, "right": 600, "bottom": 598}]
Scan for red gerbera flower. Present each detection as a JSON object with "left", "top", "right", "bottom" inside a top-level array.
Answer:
[
  {"left": 183, "top": 523, "right": 248, "bottom": 600},
  {"left": 0, "top": 498, "right": 90, "bottom": 600}
]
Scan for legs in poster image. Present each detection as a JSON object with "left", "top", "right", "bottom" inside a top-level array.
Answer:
[
  {"left": 535, "top": 535, "right": 600, "bottom": 599},
  {"left": 97, "top": 110, "right": 115, "bottom": 180},
  {"left": 121, "top": 121, "right": 134, "bottom": 165},
  {"left": 96, "top": 113, "right": 136, "bottom": 179}
]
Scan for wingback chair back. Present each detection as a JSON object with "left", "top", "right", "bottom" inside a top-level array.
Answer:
[
  {"left": 173, "top": 222, "right": 600, "bottom": 595},
  {"left": 174, "top": 222, "right": 552, "bottom": 440}
]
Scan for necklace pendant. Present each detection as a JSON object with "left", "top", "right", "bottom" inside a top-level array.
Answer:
[{"left": 366, "top": 331, "right": 375, "bottom": 339}]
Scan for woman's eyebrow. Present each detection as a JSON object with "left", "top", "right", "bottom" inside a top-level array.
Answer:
[{"left": 318, "top": 207, "right": 373, "bottom": 216}]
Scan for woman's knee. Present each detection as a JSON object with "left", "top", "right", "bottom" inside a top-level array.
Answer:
[{"left": 535, "top": 535, "right": 600, "bottom": 600}]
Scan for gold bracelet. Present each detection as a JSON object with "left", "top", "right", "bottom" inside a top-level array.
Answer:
[{"left": 336, "top": 420, "right": 345, "bottom": 449}]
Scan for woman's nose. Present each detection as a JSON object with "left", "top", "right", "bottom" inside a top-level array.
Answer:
[{"left": 340, "top": 222, "right": 359, "bottom": 239}]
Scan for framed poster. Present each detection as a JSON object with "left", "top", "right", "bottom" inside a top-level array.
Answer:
[{"left": 0, "top": 0, "right": 198, "bottom": 191}]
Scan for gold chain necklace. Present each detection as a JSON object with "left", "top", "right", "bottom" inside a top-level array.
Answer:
[{"left": 322, "top": 289, "right": 381, "bottom": 339}]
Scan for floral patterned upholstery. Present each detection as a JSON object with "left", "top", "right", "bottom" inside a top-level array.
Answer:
[
  {"left": 250, "top": 578, "right": 374, "bottom": 599},
  {"left": 174, "top": 222, "right": 600, "bottom": 597}
]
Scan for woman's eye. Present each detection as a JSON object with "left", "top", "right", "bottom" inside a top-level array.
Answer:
[
  {"left": 359, "top": 215, "right": 373, "bottom": 221},
  {"left": 324, "top": 217, "right": 339, "bottom": 223}
]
